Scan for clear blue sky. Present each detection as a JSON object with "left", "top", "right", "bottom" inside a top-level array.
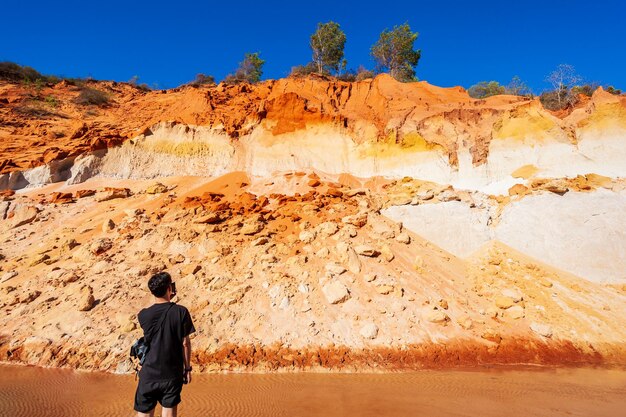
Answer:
[{"left": 3, "top": 0, "right": 625, "bottom": 92}]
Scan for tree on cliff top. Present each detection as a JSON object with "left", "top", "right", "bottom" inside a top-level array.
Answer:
[
  {"left": 545, "top": 64, "right": 582, "bottom": 108},
  {"left": 371, "top": 23, "right": 421, "bottom": 82},
  {"left": 310, "top": 21, "right": 347, "bottom": 75},
  {"left": 224, "top": 52, "right": 265, "bottom": 84}
]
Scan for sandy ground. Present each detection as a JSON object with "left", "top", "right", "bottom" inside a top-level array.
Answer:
[{"left": 1, "top": 364, "right": 625, "bottom": 417}]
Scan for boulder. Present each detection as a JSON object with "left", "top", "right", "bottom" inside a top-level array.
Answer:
[
  {"left": 415, "top": 190, "right": 434, "bottom": 201},
  {"left": 530, "top": 322, "right": 553, "bottom": 338},
  {"left": 49, "top": 192, "right": 74, "bottom": 204},
  {"left": 102, "top": 219, "right": 115, "bottom": 233},
  {"left": 396, "top": 232, "right": 411, "bottom": 244},
  {"left": 341, "top": 213, "right": 368, "bottom": 228},
  {"left": 371, "top": 221, "right": 396, "bottom": 239},
  {"left": 481, "top": 329, "right": 502, "bottom": 344},
  {"left": 95, "top": 188, "right": 131, "bottom": 202},
  {"left": 354, "top": 245, "right": 380, "bottom": 257},
  {"left": 438, "top": 189, "right": 461, "bottom": 202},
  {"left": 77, "top": 285, "right": 95, "bottom": 311},
  {"left": 345, "top": 189, "right": 367, "bottom": 197},
  {"left": 316, "top": 221, "right": 339, "bottom": 237},
  {"left": 170, "top": 254, "right": 185, "bottom": 264},
  {"left": 325, "top": 263, "right": 347, "bottom": 276},
  {"left": 359, "top": 323, "right": 379, "bottom": 339},
  {"left": 426, "top": 310, "right": 449, "bottom": 323},
  {"left": 0, "top": 271, "right": 18, "bottom": 284},
  {"left": 0, "top": 201, "right": 9, "bottom": 220},
  {"left": 194, "top": 213, "right": 221, "bottom": 224},
  {"left": 380, "top": 245, "right": 394, "bottom": 262},
  {"left": 316, "top": 247, "right": 330, "bottom": 258},
  {"left": 75, "top": 189, "right": 96, "bottom": 199},
  {"left": 90, "top": 238, "right": 113, "bottom": 255},
  {"left": 376, "top": 284, "right": 394, "bottom": 295},
  {"left": 10, "top": 205, "right": 38, "bottom": 228},
  {"left": 146, "top": 182, "right": 168, "bottom": 194},
  {"left": 299, "top": 230, "right": 316, "bottom": 243},
  {"left": 251, "top": 237, "right": 269, "bottom": 246},
  {"left": 322, "top": 281, "right": 350, "bottom": 304},
  {"left": 62, "top": 238, "right": 79, "bottom": 252},
  {"left": 346, "top": 246, "right": 362, "bottom": 273},
  {"left": 29, "top": 253, "right": 50, "bottom": 267},
  {"left": 20, "top": 290, "right": 41, "bottom": 305},
  {"left": 124, "top": 208, "right": 144, "bottom": 217},
  {"left": 181, "top": 264, "right": 201, "bottom": 276},
  {"left": 495, "top": 296, "right": 515, "bottom": 309},
  {"left": 543, "top": 183, "right": 569, "bottom": 195},
  {"left": 326, "top": 188, "right": 343, "bottom": 198},
  {"left": 507, "top": 305, "right": 525, "bottom": 319},
  {"left": 241, "top": 221, "right": 264, "bottom": 235}
]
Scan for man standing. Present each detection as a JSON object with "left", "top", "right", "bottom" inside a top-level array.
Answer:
[{"left": 134, "top": 272, "right": 195, "bottom": 417}]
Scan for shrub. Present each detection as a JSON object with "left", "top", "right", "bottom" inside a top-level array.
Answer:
[
  {"left": 336, "top": 70, "right": 357, "bottom": 82},
  {"left": 355, "top": 66, "right": 375, "bottom": 81},
  {"left": 606, "top": 86, "right": 622, "bottom": 95},
  {"left": 505, "top": 76, "right": 532, "bottom": 97},
  {"left": 468, "top": 81, "right": 505, "bottom": 99},
  {"left": 571, "top": 83, "right": 599, "bottom": 97},
  {"left": 0, "top": 61, "right": 45, "bottom": 82},
  {"left": 289, "top": 63, "right": 317, "bottom": 78},
  {"left": 188, "top": 73, "right": 216, "bottom": 86},
  {"left": 73, "top": 87, "right": 110, "bottom": 106},
  {"left": 45, "top": 95, "right": 58, "bottom": 108},
  {"left": 540, "top": 89, "right": 579, "bottom": 111}
]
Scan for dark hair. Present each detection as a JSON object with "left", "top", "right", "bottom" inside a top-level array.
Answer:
[{"left": 148, "top": 272, "right": 172, "bottom": 297}]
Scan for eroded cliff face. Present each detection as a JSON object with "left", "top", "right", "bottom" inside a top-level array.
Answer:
[
  {"left": 2, "top": 75, "right": 625, "bottom": 193},
  {"left": 0, "top": 75, "right": 625, "bottom": 372}
]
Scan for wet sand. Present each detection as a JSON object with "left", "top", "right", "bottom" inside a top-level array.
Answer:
[{"left": 0, "top": 364, "right": 625, "bottom": 417}]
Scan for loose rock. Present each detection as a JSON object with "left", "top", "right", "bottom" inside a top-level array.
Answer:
[
  {"left": 322, "top": 281, "right": 350, "bottom": 304},
  {"left": 359, "top": 323, "right": 379, "bottom": 339}
]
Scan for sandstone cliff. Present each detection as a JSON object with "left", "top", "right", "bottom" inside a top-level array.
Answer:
[{"left": 0, "top": 75, "right": 625, "bottom": 372}]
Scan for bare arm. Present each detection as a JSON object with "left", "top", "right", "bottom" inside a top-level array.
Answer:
[{"left": 183, "top": 335, "right": 192, "bottom": 383}]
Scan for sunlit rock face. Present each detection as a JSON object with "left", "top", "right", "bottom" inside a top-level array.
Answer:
[{"left": 0, "top": 75, "right": 625, "bottom": 372}]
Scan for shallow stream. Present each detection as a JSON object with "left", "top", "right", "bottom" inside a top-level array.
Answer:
[{"left": 0, "top": 364, "right": 625, "bottom": 416}]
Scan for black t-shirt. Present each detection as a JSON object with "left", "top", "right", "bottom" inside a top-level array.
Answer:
[{"left": 137, "top": 302, "right": 195, "bottom": 382}]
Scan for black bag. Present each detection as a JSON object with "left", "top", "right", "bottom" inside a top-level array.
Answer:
[{"left": 130, "top": 303, "right": 174, "bottom": 366}]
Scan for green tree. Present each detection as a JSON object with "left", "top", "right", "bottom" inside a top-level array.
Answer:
[
  {"left": 225, "top": 52, "right": 265, "bottom": 84},
  {"left": 371, "top": 23, "right": 421, "bottom": 82},
  {"left": 310, "top": 21, "right": 347, "bottom": 75},
  {"left": 468, "top": 81, "right": 505, "bottom": 98}
]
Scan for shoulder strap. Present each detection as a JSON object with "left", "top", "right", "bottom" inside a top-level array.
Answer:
[{"left": 145, "top": 303, "right": 175, "bottom": 345}]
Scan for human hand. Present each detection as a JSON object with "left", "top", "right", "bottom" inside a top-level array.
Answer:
[{"left": 184, "top": 369, "right": 192, "bottom": 384}]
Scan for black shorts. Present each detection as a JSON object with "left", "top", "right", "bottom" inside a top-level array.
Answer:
[{"left": 134, "top": 378, "right": 183, "bottom": 412}]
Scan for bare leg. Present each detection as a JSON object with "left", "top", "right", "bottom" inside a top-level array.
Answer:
[
  {"left": 136, "top": 408, "right": 155, "bottom": 417},
  {"left": 161, "top": 405, "right": 178, "bottom": 417}
]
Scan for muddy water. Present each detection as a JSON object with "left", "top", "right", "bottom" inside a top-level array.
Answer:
[{"left": 0, "top": 365, "right": 625, "bottom": 417}]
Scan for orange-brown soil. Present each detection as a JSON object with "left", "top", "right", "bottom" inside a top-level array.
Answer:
[{"left": 3, "top": 75, "right": 624, "bottom": 176}]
